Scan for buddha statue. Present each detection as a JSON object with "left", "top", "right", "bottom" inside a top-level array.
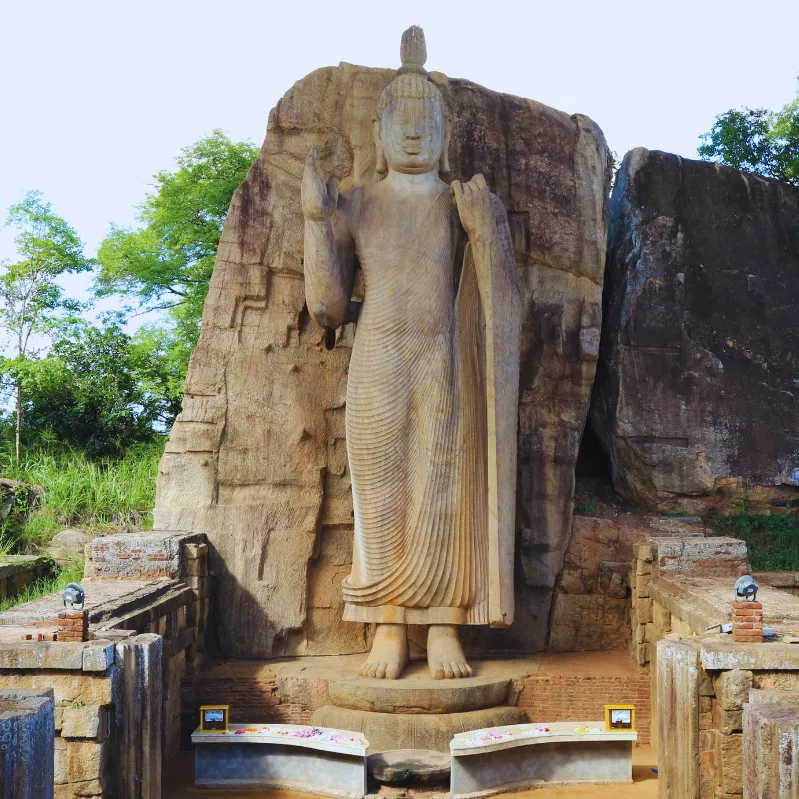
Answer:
[{"left": 302, "top": 26, "right": 521, "bottom": 680}]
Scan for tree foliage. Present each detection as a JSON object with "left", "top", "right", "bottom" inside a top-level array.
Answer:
[
  {"left": 96, "top": 130, "right": 258, "bottom": 354},
  {"left": 5, "top": 317, "right": 168, "bottom": 457},
  {"left": 0, "top": 191, "right": 95, "bottom": 460},
  {"left": 699, "top": 81, "right": 799, "bottom": 185}
]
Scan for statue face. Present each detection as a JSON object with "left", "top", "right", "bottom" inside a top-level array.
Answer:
[{"left": 380, "top": 98, "right": 444, "bottom": 175}]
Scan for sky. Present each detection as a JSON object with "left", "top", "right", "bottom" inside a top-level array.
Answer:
[{"left": 1, "top": 0, "right": 798, "bottom": 305}]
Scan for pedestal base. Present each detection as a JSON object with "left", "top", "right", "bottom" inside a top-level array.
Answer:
[{"left": 312, "top": 706, "right": 527, "bottom": 753}]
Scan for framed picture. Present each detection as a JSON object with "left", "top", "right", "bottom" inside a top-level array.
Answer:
[
  {"left": 199, "top": 705, "right": 229, "bottom": 733},
  {"left": 605, "top": 704, "right": 636, "bottom": 732}
]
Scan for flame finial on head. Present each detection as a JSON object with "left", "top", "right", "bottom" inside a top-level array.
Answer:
[{"left": 399, "top": 26, "right": 427, "bottom": 75}]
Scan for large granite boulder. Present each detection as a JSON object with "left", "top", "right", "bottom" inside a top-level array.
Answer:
[
  {"left": 154, "top": 62, "right": 610, "bottom": 657},
  {"left": 592, "top": 148, "right": 799, "bottom": 513}
]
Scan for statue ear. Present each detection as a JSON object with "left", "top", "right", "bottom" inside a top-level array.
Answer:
[
  {"left": 440, "top": 116, "right": 452, "bottom": 176},
  {"left": 373, "top": 118, "right": 387, "bottom": 176}
]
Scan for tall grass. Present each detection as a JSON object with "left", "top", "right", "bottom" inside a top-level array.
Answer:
[
  {"left": 0, "top": 442, "right": 164, "bottom": 551},
  {"left": 0, "top": 560, "right": 85, "bottom": 614}
]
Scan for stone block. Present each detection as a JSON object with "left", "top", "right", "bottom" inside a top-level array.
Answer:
[
  {"left": 654, "top": 602, "right": 672, "bottom": 633},
  {"left": 54, "top": 739, "right": 108, "bottom": 784},
  {"left": 61, "top": 704, "right": 110, "bottom": 742},
  {"left": 82, "top": 643, "right": 114, "bottom": 673},
  {"left": 0, "top": 692, "right": 54, "bottom": 799},
  {"left": 717, "top": 733, "right": 743, "bottom": 794},
  {"left": 713, "top": 669, "right": 753, "bottom": 711},
  {"left": 634, "top": 596, "right": 653, "bottom": 624},
  {"left": 0, "top": 673, "right": 114, "bottom": 707},
  {"left": 743, "top": 702, "right": 799, "bottom": 799},
  {"left": 0, "top": 642, "right": 86, "bottom": 670},
  {"left": 712, "top": 702, "right": 742, "bottom": 735}
]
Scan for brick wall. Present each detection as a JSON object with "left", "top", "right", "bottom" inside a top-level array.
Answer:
[
  {"left": 180, "top": 663, "right": 312, "bottom": 747},
  {"left": 517, "top": 672, "right": 651, "bottom": 745}
]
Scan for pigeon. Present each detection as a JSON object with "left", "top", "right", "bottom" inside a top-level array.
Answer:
[
  {"left": 62, "top": 582, "right": 85, "bottom": 609},
  {"left": 734, "top": 575, "right": 759, "bottom": 603}
]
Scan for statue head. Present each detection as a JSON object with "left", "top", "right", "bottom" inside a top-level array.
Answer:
[{"left": 374, "top": 27, "right": 452, "bottom": 177}]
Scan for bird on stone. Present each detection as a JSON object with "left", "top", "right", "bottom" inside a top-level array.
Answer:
[
  {"left": 62, "top": 582, "right": 85, "bottom": 609},
  {"left": 734, "top": 575, "right": 759, "bottom": 603}
]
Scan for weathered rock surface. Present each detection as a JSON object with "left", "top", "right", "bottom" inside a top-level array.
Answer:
[
  {"left": 592, "top": 148, "right": 799, "bottom": 513},
  {"left": 368, "top": 748, "right": 449, "bottom": 785},
  {"left": 45, "top": 529, "right": 93, "bottom": 565},
  {"left": 153, "top": 61, "right": 610, "bottom": 658},
  {"left": 548, "top": 514, "right": 649, "bottom": 652}
]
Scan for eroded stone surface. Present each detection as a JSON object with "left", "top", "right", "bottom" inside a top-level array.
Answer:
[
  {"left": 593, "top": 148, "right": 799, "bottom": 513},
  {"left": 154, "top": 55, "right": 611, "bottom": 658},
  {"left": 368, "top": 748, "right": 449, "bottom": 785}
]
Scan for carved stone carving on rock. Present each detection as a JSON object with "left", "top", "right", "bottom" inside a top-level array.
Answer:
[{"left": 153, "top": 32, "right": 611, "bottom": 659}]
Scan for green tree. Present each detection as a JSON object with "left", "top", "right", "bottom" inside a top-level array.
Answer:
[
  {"left": 12, "top": 317, "right": 167, "bottom": 457},
  {"left": 96, "top": 130, "right": 258, "bottom": 379},
  {"left": 0, "top": 191, "right": 94, "bottom": 462},
  {"left": 699, "top": 80, "right": 799, "bottom": 185}
]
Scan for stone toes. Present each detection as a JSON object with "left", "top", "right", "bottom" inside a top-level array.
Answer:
[
  {"left": 386, "top": 665, "right": 400, "bottom": 680},
  {"left": 444, "top": 664, "right": 455, "bottom": 679},
  {"left": 432, "top": 665, "right": 445, "bottom": 680},
  {"left": 451, "top": 661, "right": 464, "bottom": 678},
  {"left": 375, "top": 663, "right": 387, "bottom": 679},
  {"left": 464, "top": 663, "right": 474, "bottom": 677}
]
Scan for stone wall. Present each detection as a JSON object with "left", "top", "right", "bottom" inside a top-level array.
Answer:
[
  {"left": 0, "top": 531, "right": 213, "bottom": 796},
  {"left": 0, "top": 690, "right": 54, "bottom": 799},
  {"left": 657, "top": 637, "right": 799, "bottom": 799},
  {"left": 630, "top": 535, "right": 750, "bottom": 667},
  {"left": 547, "top": 514, "right": 647, "bottom": 652},
  {"left": 0, "top": 555, "right": 52, "bottom": 601},
  {"left": 592, "top": 148, "right": 799, "bottom": 514},
  {"left": 153, "top": 61, "right": 612, "bottom": 658},
  {"left": 84, "top": 531, "right": 212, "bottom": 759},
  {"left": 0, "top": 635, "right": 160, "bottom": 799}
]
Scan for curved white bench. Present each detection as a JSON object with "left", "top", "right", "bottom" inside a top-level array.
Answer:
[
  {"left": 193, "top": 723, "right": 368, "bottom": 798},
  {"left": 450, "top": 720, "right": 637, "bottom": 798}
]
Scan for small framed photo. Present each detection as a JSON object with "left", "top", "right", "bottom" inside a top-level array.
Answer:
[
  {"left": 199, "top": 705, "right": 229, "bottom": 733},
  {"left": 605, "top": 704, "right": 636, "bottom": 732}
]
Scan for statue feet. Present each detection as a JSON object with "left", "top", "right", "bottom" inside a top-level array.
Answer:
[
  {"left": 427, "top": 624, "right": 473, "bottom": 679},
  {"left": 360, "top": 623, "right": 408, "bottom": 679}
]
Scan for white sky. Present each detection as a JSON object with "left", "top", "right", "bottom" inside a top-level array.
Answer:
[{"left": 1, "top": 0, "right": 798, "bottom": 302}]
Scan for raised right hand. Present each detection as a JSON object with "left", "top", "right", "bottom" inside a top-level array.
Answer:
[{"left": 302, "top": 146, "right": 339, "bottom": 221}]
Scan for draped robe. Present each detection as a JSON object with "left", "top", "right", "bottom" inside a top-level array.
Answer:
[{"left": 341, "top": 190, "right": 492, "bottom": 625}]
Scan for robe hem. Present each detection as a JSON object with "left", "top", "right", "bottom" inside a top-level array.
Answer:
[{"left": 342, "top": 603, "right": 487, "bottom": 625}]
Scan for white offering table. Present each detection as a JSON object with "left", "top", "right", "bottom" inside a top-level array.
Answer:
[
  {"left": 192, "top": 723, "right": 368, "bottom": 798},
  {"left": 450, "top": 720, "right": 637, "bottom": 798}
]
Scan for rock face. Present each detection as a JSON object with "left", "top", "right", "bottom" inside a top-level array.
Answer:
[
  {"left": 593, "top": 148, "right": 799, "bottom": 513},
  {"left": 154, "top": 62, "right": 610, "bottom": 658}
]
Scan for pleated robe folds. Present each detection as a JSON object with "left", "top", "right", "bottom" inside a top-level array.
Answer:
[{"left": 341, "top": 191, "right": 515, "bottom": 626}]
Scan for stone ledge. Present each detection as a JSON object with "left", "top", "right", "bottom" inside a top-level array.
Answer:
[
  {"left": 88, "top": 531, "right": 206, "bottom": 580},
  {"left": 0, "top": 639, "right": 119, "bottom": 672},
  {"left": 699, "top": 637, "right": 799, "bottom": 671}
]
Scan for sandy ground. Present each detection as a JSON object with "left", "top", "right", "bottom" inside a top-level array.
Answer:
[{"left": 163, "top": 746, "right": 658, "bottom": 798}]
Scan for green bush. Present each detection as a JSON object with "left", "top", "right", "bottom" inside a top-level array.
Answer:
[
  {"left": 0, "top": 442, "right": 164, "bottom": 551},
  {"left": 706, "top": 504, "right": 799, "bottom": 571}
]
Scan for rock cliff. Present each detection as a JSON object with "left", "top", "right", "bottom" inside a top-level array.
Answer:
[
  {"left": 592, "top": 148, "right": 799, "bottom": 513},
  {"left": 153, "top": 63, "right": 611, "bottom": 658}
]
